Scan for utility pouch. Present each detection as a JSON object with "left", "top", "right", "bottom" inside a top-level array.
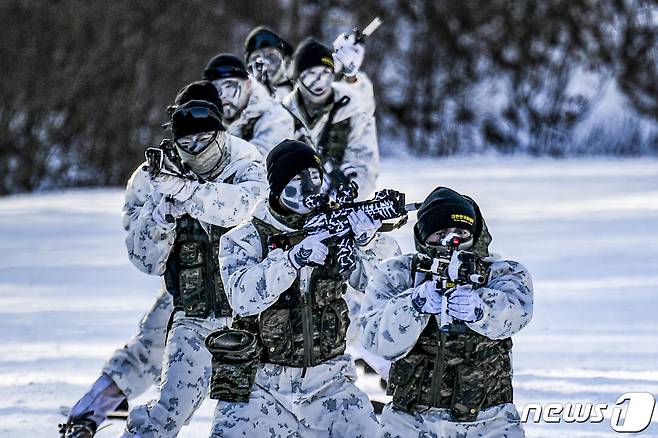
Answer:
[
  {"left": 205, "top": 328, "right": 261, "bottom": 403},
  {"left": 388, "top": 353, "right": 429, "bottom": 414},
  {"left": 450, "top": 364, "right": 489, "bottom": 422}
]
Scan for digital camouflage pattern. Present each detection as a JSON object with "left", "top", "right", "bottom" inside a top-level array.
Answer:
[
  {"left": 122, "top": 137, "right": 267, "bottom": 437},
  {"left": 224, "top": 81, "right": 294, "bottom": 157},
  {"left": 124, "top": 313, "right": 231, "bottom": 438},
  {"left": 210, "top": 355, "right": 378, "bottom": 438},
  {"left": 102, "top": 286, "right": 172, "bottom": 399},
  {"left": 283, "top": 81, "right": 379, "bottom": 199},
  {"left": 125, "top": 135, "right": 267, "bottom": 276},
  {"left": 209, "top": 198, "right": 398, "bottom": 436},
  {"left": 359, "top": 254, "right": 533, "bottom": 438}
]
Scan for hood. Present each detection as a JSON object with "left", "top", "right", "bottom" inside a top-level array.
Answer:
[
  {"left": 226, "top": 81, "right": 275, "bottom": 131},
  {"left": 211, "top": 134, "right": 263, "bottom": 182},
  {"left": 251, "top": 198, "right": 296, "bottom": 233}
]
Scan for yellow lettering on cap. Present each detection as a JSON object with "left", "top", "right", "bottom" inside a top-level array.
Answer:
[
  {"left": 321, "top": 57, "right": 334, "bottom": 68},
  {"left": 451, "top": 214, "right": 475, "bottom": 225}
]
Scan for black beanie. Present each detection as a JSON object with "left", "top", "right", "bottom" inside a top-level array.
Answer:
[
  {"left": 203, "top": 53, "right": 249, "bottom": 81},
  {"left": 244, "top": 26, "right": 285, "bottom": 61},
  {"left": 173, "top": 81, "right": 222, "bottom": 109},
  {"left": 171, "top": 100, "right": 224, "bottom": 140},
  {"left": 266, "top": 139, "right": 323, "bottom": 199},
  {"left": 414, "top": 187, "right": 477, "bottom": 243},
  {"left": 293, "top": 38, "right": 334, "bottom": 78}
]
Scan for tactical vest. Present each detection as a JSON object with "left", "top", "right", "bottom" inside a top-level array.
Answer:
[
  {"left": 290, "top": 95, "right": 352, "bottom": 167},
  {"left": 240, "top": 116, "right": 260, "bottom": 142},
  {"left": 251, "top": 217, "right": 350, "bottom": 367},
  {"left": 386, "top": 255, "right": 514, "bottom": 422},
  {"left": 163, "top": 214, "right": 232, "bottom": 318}
]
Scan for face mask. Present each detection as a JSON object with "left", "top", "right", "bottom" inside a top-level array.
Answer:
[
  {"left": 213, "top": 78, "right": 250, "bottom": 121},
  {"left": 176, "top": 131, "right": 228, "bottom": 179},
  {"left": 247, "top": 48, "right": 286, "bottom": 84},
  {"left": 279, "top": 168, "right": 323, "bottom": 214},
  {"left": 298, "top": 66, "right": 333, "bottom": 105}
]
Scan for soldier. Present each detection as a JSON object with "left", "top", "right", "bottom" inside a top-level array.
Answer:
[
  {"left": 202, "top": 53, "right": 294, "bottom": 158},
  {"left": 58, "top": 82, "right": 227, "bottom": 438},
  {"left": 283, "top": 38, "right": 379, "bottom": 201},
  {"left": 208, "top": 140, "right": 398, "bottom": 437},
  {"left": 243, "top": 26, "right": 295, "bottom": 102},
  {"left": 120, "top": 99, "right": 267, "bottom": 437},
  {"left": 359, "top": 187, "right": 534, "bottom": 438}
]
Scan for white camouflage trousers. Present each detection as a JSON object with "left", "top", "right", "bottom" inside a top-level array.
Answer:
[
  {"left": 124, "top": 311, "right": 230, "bottom": 438},
  {"left": 102, "top": 285, "right": 172, "bottom": 398},
  {"left": 210, "top": 355, "right": 378, "bottom": 437},
  {"left": 377, "top": 402, "right": 525, "bottom": 438}
]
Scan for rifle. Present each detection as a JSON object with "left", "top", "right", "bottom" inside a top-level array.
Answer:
[
  {"left": 414, "top": 236, "right": 489, "bottom": 331},
  {"left": 142, "top": 139, "right": 197, "bottom": 223},
  {"left": 268, "top": 183, "right": 418, "bottom": 277}
]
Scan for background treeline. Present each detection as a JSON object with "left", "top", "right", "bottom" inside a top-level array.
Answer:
[{"left": 1, "top": 0, "right": 656, "bottom": 194}]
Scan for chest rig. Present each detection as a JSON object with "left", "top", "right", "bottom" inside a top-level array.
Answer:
[
  {"left": 163, "top": 214, "right": 232, "bottom": 318},
  {"left": 251, "top": 217, "right": 350, "bottom": 367},
  {"left": 386, "top": 254, "right": 514, "bottom": 422}
]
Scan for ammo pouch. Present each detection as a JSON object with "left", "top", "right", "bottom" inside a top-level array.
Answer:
[{"left": 205, "top": 328, "right": 262, "bottom": 402}]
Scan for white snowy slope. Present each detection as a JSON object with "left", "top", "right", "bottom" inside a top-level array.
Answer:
[{"left": 1, "top": 157, "right": 657, "bottom": 437}]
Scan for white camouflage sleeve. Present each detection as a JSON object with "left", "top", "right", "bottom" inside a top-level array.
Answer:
[
  {"left": 249, "top": 105, "right": 295, "bottom": 157},
  {"left": 344, "top": 110, "right": 379, "bottom": 199},
  {"left": 349, "top": 233, "right": 402, "bottom": 292},
  {"left": 359, "top": 255, "right": 432, "bottom": 360},
  {"left": 342, "top": 72, "right": 376, "bottom": 116},
  {"left": 219, "top": 222, "right": 298, "bottom": 317},
  {"left": 125, "top": 193, "right": 176, "bottom": 275},
  {"left": 465, "top": 260, "right": 534, "bottom": 339},
  {"left": 122, "top": 165, "right": 151, "bottom": 231},
  {"left": 184, "top": 159, "right": 267, "bottom": 227}
]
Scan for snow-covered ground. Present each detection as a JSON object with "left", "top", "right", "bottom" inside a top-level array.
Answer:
[{"left": 1, "top": 157, "right": 657, "bottom": 437}]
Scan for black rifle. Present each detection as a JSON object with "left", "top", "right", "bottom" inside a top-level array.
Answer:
[
  {"left": 268, "top": 183, "right": 417, "bottom": 277},
  {"left": 142, "top": 139, "right": 197, "bottom": 223}
]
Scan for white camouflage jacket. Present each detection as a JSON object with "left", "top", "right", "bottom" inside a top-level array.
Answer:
[
  {"left": 225, "top": 81, "right": 294, "bottom": 158},
  {"left": 218, "top": 199, "right": 400, "bottom": 317},
  {"left": 359, "top": 253, "right": 534, "bottom": 361},
  {"left": 122, "top": 165, "right": 152, "bottom": 232},
  {"left": 126, "top": 136, "right": 267, "bottom": 276},
  {"left": 282, "top": 82, "right": 380, "bottom": 199}
]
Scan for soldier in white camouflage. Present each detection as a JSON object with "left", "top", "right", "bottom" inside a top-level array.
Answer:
[
  {"left": 59, "top": 82, "right": 230, "bottom": 438},
  {"left": 283, "top": 38, "right": 379, "bottom": 200},
  {"left": 207, "top": 140, "right": 398, "bottom": 437},
  {"left": 359, "top": 187, "right": 534, "bottom": 438},
  {"left": 243, "top": 26, "right": 295, "bottom": 103},
  {"left": 203, "top": 53, "right": 294, "bottom": 158},
  {"left": 119, "top": 99, "right": 267, "bottom": 438}
]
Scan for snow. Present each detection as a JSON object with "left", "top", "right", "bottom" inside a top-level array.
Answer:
[{"left": 1, "top": 157, "right": 658, "bottom": 437}]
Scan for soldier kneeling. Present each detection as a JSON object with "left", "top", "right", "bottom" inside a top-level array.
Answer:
[{"left": 359, "top": 187, "right": 534, "bottom": 438}]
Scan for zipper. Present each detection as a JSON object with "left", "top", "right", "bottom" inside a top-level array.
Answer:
[{"left": 431, "top": 330, "right": 447, "bottom": 408}]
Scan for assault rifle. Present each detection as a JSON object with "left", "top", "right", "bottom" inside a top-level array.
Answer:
[
  {"left": 142, "top": 138, "right": 193, "bottom": 180},
  {"left": 415, "top": 235, "right": 488, "bottom": 290},
  {"left": 268, "top": 183, "right": 418, "bottom": 277},
  {"left": 142, "top": 139, "right": 197, "bottom": 223},
  {"left": 414, "top": 235, "right": 489, "bottom": 331}
]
